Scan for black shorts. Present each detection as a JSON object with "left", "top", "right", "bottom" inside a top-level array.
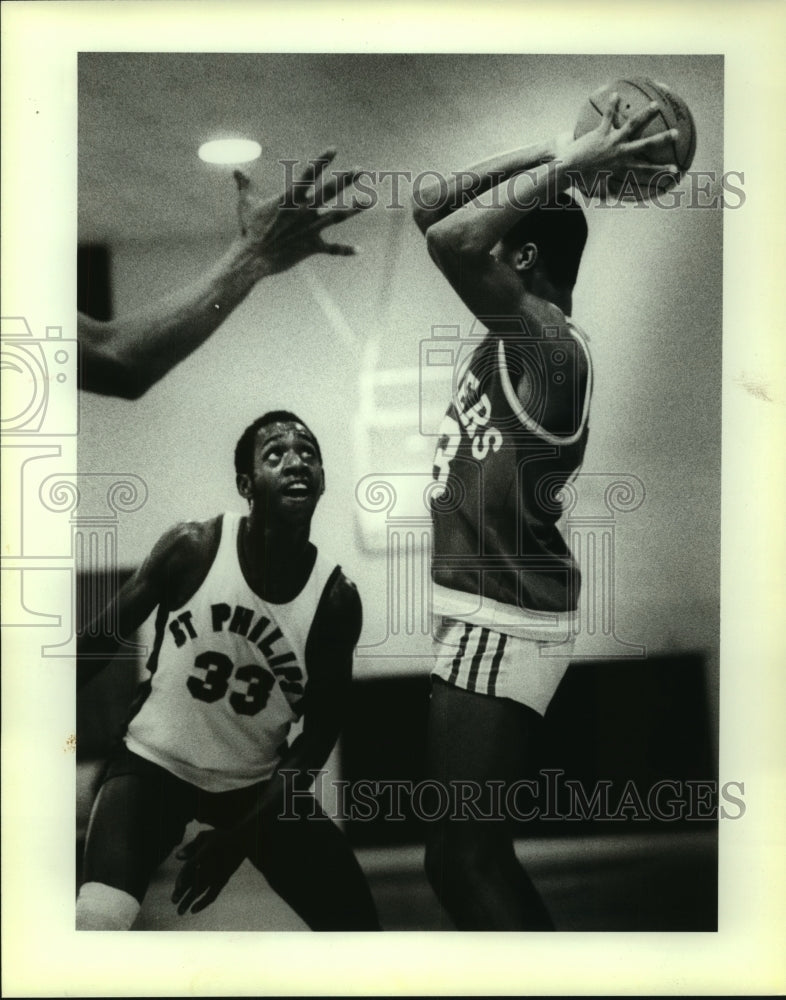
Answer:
[
  {"left": 101, "top": 744, "right": 270, "bottom": 831},
  {"left": 84, "top": 745, "right": 381, "bottom": 929},
  {"left": 82, "top": 744, "right": 276, "bottom": 899}
]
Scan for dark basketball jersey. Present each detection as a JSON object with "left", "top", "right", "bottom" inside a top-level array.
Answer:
[{"left": 430, "top": 321, "right": 592, "bottom": 632}]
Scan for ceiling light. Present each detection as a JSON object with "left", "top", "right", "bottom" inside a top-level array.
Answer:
[{"left": 198, "top": 139, "right": 262, "bottom": 165}]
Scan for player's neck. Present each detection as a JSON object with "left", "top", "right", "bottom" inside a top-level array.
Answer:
[
  {"left": 531, "top": 274, "right": 572, "bottom": 316},
  {"left": 239, "top": 515, "right": 315, "bottom": 602},
  {"left": 244, "top": 515, "right": 311, "bottom": 559}
]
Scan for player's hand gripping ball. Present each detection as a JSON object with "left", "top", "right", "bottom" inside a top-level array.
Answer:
[{"left": 574, "top": 77, "right": 697, "bottom": 200}]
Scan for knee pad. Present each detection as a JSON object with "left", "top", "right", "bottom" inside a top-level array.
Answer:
[{"left": 76, "top": 881, "right": 140, "bottom": 930}]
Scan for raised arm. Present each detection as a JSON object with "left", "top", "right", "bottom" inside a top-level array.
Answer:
[
  {"left": 171, "top": 573, "right": 362, "bottom": 916},
  {"left": 419, "top": 97, "right": 677, "bottom": 328},
  {"left": 78, "top": 151, "right": 364, "bottom": 399},
  {"left": 412, "top": 138, "right": 559, "bottom": 236}
]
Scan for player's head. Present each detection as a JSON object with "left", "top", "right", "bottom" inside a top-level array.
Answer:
[
  {"left": 497, "top": 194, "right": 588, "bottom": 291},
  {"left": 235, "top": 411, "right": 325, "bottom": 523}
]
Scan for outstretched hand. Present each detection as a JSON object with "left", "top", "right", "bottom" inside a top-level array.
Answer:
[
  {"left": 234, "top": 149, "right": 367, "bottom": 275},
  {"left": 171, "top": 828, "right": 246, "bottom": 916}
]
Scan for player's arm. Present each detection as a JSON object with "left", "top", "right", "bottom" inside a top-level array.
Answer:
[
  {"left": 79, "top": 150, "right": 364, "bottom": 399},
  {"left": 422, "top": 98, "right": 676, "bottom": 331},
  {"left": 411, "top": 139, "right": 559, "bottom": 235},
  {"left": 76, "top": 521, "right": 207, "bottom": 690},
  {"left": 270, "top": 573, "right": 362, "bottom": 797},
  {"left": 171, "top": 573, "right": 362, "bottom": 916}
]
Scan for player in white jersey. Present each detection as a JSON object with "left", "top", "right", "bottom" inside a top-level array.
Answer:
[
  {"left": 76, "top": 412, "right": 379, "bottom": 930},
  {"left": 412, "top": 96, "right": 678, "bottom": 929}
]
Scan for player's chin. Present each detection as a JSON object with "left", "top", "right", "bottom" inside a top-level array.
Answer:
[{"left": 277, "top": 493, "right": 318, "bottom": 520}]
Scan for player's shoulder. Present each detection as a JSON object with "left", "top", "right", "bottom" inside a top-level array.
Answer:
[
  {"left": 148, "top": 516, "right": 223, "bottom": 576},
  {"left": 482, "top": 293, "right": 571, "bottom": 343},
  {"left": 501, "top": 298, "right": 590, "bottom": 357},
  {"left": 521, "top": 294, "right": 575, "bottom": 336}
]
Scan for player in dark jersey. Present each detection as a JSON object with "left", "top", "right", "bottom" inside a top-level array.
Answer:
[
  {"left": 76, "top": 411, "right": 380, "bottom": 931},
  {"left": 412, "top": 96, "right": 678, "bottom": 929}
]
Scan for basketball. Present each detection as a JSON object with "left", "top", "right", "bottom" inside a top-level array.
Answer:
[{"left": 573, "top": 77, "right": 697, "bottom": 199}]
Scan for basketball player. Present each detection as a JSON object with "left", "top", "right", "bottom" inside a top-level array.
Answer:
[
  {"left": 412, "top": 97, "right": 678, "bottom": 929},
  {"left": 76, "top": 411, "right": 380, "bottom": 931},
  {"left": 78, "top": 150, "right": 364, "bottom": 398}
]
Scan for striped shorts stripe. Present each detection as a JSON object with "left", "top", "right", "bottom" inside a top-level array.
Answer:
[{"left": 432, "top": 618, "right": 575, "bottom": 716}]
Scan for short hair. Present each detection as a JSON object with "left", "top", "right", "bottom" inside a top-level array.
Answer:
[
  {"left": 234, "top": 410, "right": 322, "bottom": 476},
  {"left": 502, "top": 194, "right": 588, "bottom": 289}
]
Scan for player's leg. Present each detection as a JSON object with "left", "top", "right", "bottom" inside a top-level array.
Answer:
[
  {"left": 76, "top": 751, "right": 192, "bottom": 929},
  {"left": 424, "top": 676, "right": 553, "bottom": 930},
  {"left": 242, "top": 792, "right": 380, "bottom": 931}
]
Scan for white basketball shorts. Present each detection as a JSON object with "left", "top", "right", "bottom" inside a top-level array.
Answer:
[{"left": 431, "top": 616, "right": 575, "bottom": 716}]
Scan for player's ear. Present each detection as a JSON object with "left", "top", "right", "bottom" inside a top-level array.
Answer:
[
  {"left": 515, "top": 242, "right": 538, "bottom": 272},
  {"left": 236, "top": 473, "right": 252, "bottom": 500},
  {"left": 318, "top": 469, "right": 326, "bottom": 497}
]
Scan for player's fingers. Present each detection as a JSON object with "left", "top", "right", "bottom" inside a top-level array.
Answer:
[
  {"left": 234, "top": 171, "right": 252, "bottom": 235},
  {"left": 288, "top": 149, "right": 337, "bottom": 202},
  {"left": 318, "top": 239, "right": 358, "bottom": 256},
  {"left": 190, "top": 887, "right": 221, "bottom": 914},
  {"left": 620, "top": 101, "right": 661, "bottom": 137},
  {"left": 177, "top": 891, "right": 198, "bottom": 916},
  {"left": 626, "top": 160, "right": 678, "bottom": 175},
  {"left": 628, "top": 128, "right": 677, "bottom": 154},
  {"left": 316, "top": 167, "right": 363, "bottom": 203},
  {"left": 600, "top": 92, "right": 620, "bottom": 131},
  {"left": 315, "top": 204, "right": 367, "bottom": 230},
  {"left": 233, "top": 169, "right": 251, "bottom": 192},
  {"left": 171, "top": 880, "right": 188, "bottom": 906},
  {"left": 171, "top": 867, "right": 192, "bottom": 901},
  {"left": 175, "top": 880, "right": 206, "bottom": 915}
]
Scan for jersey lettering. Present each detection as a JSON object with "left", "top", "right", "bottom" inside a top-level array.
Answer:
[
  {"left": 432, "top": 413, "right": 462, "bottom": 500},
  {"left": 187, "top": 651, "right": 279, "bottom": 716},
  {"left": 432, "top": 365, "right": 503, "bottom": 498},
  {"left": 456, "top": 372, "right": 493, "bottom": 441},
  {"left": 169, "top": 611, "right": 198, "bottom": 648},
  {"left": 169, "top": 619, "right": 187, "bottom": 647},
  {"left": 171, "top": 603, "right": 305, "bottom": 708},
  {"left": 229, "top": 663, "right": 276, "bottom": 716},
  {"left": 187, "top": 649, "right": 233, "bottom": 703},
  {"left": 211, "top": 603, "right": 230, "bottom": 631},
  {"left": 229, "top": 605, "right": 254, "bottom": 635},
  {"left": 179, "top": 611, "right": 197, "bottom": 639},
  {"left": 170, "top": 603, "right": 290, "bottom": 660},
  {"left": 472, "top": 425, "right": 502, "bottom": 460}
]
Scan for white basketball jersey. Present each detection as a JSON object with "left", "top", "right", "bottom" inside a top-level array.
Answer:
[{"left": 125, "top": 512, "right": 337, "bottom": 792}]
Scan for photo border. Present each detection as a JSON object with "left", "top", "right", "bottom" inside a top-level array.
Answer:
[{"left": 2, "top": 1, "right": 784, "bottom": 995}]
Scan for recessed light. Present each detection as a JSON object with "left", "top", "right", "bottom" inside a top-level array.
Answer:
[{"left": 198, "top": 139, "right": 262, "bottom": 165}]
